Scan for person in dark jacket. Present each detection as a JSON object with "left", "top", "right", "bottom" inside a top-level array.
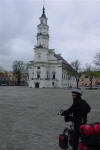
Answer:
[{"left": 61, "top": 89, "right": 91, "bottom": 150}]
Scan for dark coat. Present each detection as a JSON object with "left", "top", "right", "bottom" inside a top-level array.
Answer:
[{"left": 61, "top": 96, "right": 91, "bottom": 125}]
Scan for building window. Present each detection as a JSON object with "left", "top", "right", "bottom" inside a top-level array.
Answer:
[
  {"left": 53, "top": 74, "right": 55, "bottom": 79},
  {"left": 52, "top": 82, "right": 54, "bottom": 86},
  {"left": 64, "top": 74, "right": 65, "bottom": 80},
  {"left": 66, "top": 74, "right": 67, "bottom": 80},
  {"left": 68, "top": 75, "right": 71, "bottom": 80},
  {"left": 47, "top": 73, "right": 49, "bottom": 79},
  {"left": 37, "top": 74, "right": 40, "bottom": 79},
  {"left": 82, "top": 83, "right": 84, "bottom": 86},
  {"left": 38, "top": 55, "right": 40, "bottom": 58},
  {"left": 62, "top": 74, "right": 63, "bottom": 79},
  {"left": 37, "top": 67, "right": 40, "bottom": 69},
  {"left": 82, "top": 78, "right": 84, "bottom": 81},
  {"left": 85, "top": 75, "right": 88, "bottom": 78}
]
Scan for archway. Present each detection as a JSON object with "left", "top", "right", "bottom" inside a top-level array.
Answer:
[{"left": 35, "top": 82, "right": 39, "bottom": 88}]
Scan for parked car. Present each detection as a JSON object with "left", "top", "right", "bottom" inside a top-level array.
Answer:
[
  {"left": 97, "top": 85, "right": 100, "bottom": 89},
  {"left": 85, "top": 85, "right": 89, "bottom": 89}
]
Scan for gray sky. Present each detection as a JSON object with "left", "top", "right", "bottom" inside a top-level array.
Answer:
[{"left": 0, "top": 0, "right": 100, "bottom": 71}]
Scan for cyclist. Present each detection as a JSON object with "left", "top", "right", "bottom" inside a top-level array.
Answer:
[{"left": 60, "top": 89, "right": 91, "bottom": 150}]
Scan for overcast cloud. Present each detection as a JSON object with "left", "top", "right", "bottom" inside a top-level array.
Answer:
[{"left": 0, "top": 0, "right": 100, "bottom": 70}]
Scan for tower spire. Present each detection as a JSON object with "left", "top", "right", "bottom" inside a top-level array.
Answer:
[
  {"left": 41, "top": 0, "right": 46, "bottom": 18},
  {"left": 42, "top": 6, "right": 46, "bottom": 17},
  {"left": 43, "top": 6, "right": 45, "bottom": 15}
]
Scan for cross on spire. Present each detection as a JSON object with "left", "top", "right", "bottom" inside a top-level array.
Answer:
[{"left": 43, "top": 0, "right": 45, "bottom": 7}]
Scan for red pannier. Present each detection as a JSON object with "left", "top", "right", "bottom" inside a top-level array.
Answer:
[
  {"left": 59, "top": 134, "right": 68, "bottom": 149},
  {"left": 79, "top": 123, "right": 100, "bottom": 147},
  {"left": 78, "top": 142, "right": 88, "bottom": 150},
  {"left": 78, "top": 142, "right": 100, "bottom": 150}
]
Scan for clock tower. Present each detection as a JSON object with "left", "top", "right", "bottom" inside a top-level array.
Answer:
[{"left": 34, "top": 7, "right": 49, "bottom": 62}]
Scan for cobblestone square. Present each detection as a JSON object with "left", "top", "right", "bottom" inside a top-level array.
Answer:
[{"left": 0, "top": 86, "right": 100, "bottom": 150}]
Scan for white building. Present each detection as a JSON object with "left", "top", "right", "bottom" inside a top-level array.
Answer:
[{"left": 28, "top": 7, "right": 77, "bottom": 88}]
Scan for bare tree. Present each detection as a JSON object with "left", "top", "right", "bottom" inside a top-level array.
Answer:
[
  {"left": 71, "top": 60, "right": 81, "bottom": 88},
  {"left": 13, "top": 61, "right": 25, "bottom": 85},
  {"left": 0, "top": 66, "right": 5, "bottom": 73},
  {"left": 94, "top": 52, "right": 100, "bottom": 70}
]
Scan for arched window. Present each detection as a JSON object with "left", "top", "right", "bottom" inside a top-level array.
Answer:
[
  {"left": 37, "top": 74, "right": 40, "bottom": 79},
  {"left": 37, "top": 67, "right": 40, "bottom": 69},
  {"left": 53, "top": 74, "right": 55, "bottom": 79}
]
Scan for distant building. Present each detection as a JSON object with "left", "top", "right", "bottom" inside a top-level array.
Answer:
[
  {"left": 0, "top": 72, "right": 9, "bottom": 85},
  {"left": 0, "top": 71, "right": 28, "bottom": 86},
  {"left": 28, "top": 7, "right": 76, "bottom": 88},
  {"left": 79, "top": 74, "right": 100, "bottom": 88}
]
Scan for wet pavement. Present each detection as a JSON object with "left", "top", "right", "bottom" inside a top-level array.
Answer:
[{"left": 0, "top": 86, "right": 99, "bottom": 150}]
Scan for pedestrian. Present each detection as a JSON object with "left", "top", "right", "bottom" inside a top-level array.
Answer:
[{"left": 60, "top": 89, "right": 91, "bottom": 150}]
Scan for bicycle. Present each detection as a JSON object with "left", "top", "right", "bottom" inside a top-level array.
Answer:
[
  {"left": 58, "top": 110, "right": 100, "bottom": 150},
  {"left": 58, "top": 111, "right": 74, "bottom": 150}
]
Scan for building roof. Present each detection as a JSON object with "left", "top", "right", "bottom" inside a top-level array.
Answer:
[{"left": 54, "top": 53, "right": 76, "bottom": 74}]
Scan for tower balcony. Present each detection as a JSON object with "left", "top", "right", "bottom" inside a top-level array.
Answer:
[
  {"left": 35, "top": 45, "right": 44, "bottom": 48},
  {"left": 37, "top": 33, "right": 49, "bottom": 38},
  {"left": 35, "top": 44, "right": 48, "bottom": 49}
]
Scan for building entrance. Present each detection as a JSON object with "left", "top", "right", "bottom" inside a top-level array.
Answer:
[{"left": 35, "top": 82, "right": 39, "bottom": 88}]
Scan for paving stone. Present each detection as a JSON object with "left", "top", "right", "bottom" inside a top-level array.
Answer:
[{"left": 0, "top": 86, "right": 99, "bottom": 150}]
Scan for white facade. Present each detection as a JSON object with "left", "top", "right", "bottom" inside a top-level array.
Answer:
[{"left": 28, "top": 7, "right": 77, "bottom": 88}]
